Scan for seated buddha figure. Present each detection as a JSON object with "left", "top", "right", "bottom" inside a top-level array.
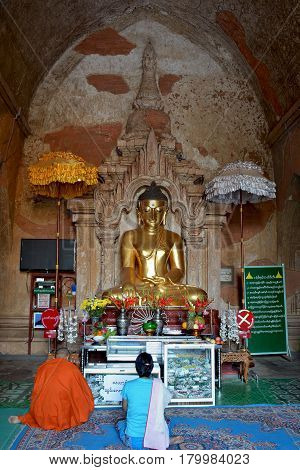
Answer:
[{"left": 103, "top": 182, "right": 207, "bottom": 306}]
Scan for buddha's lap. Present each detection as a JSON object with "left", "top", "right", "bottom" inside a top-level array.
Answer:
[{"left": 102, "top": 283, "right": 207, "bottom": 302}]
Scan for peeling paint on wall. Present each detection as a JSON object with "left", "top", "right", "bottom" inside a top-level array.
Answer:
[
  {"left": 75, "top": 28, "right": 136, "bottom": 56},
  {"left": 87, "top": 74, "right": 130, "bottom": 95},
  {"left": 44, "top": 123, "right": 123, "bottom": 164}
]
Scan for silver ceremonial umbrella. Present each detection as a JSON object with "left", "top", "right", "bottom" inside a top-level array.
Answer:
[{"left": 205, "top": 161, "right": 276, "bottom": 307}]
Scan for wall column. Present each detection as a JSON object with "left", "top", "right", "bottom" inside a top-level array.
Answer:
[
  {"left": 96, "top": 228, "right": 120, "bottom": 293},
  {"left": 205, "top": 204, "right": 228, "bottom": 309},
  {"left": 68, "top": 198, "right": 99, "bottom": 309},
  {"left": 183, "top": 227, "right": 207, "bottom": 291}
]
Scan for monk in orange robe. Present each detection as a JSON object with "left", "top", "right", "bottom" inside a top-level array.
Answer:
[{"left": 8, "top": 352, "right": 94, "bottom": 431}]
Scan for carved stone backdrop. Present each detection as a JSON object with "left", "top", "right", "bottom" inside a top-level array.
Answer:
[{"left": 68, "top": 43, "right": 229, "bottom": 310}]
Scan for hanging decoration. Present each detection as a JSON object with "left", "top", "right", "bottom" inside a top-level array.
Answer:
[
  {"left": 57, "top": 308, "right": 78, "bottom": 344},
  {"left": 219, "top": 307, "right": 240, "bottom": 345},
  {"left": 79, "top": 310, "right": 90, "bottom": 343}
]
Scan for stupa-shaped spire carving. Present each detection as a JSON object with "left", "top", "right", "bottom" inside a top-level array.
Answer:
[{"left": 133, "top": 41, "right": 163, "bottom": 110}]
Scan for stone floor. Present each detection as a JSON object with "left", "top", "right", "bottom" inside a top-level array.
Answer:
[
  {"left": 0, "top": 355, "right": 47, "bottom": 382},
  {"left": 249, "top": 353, "right": 300, "bottom": 378}
]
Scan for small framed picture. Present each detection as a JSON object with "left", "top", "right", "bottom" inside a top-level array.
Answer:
[
  {"left": 33, "top": 312, "right": 44, "bottom": 329},
  {"left": 37, "top": 293, "right": 50, "bottom": 309},
  {"left": 220, "top": 266, "right": 234, "bottom": 284}
]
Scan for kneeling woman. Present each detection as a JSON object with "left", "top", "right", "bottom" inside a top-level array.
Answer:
[{"left": 117, "top": 352, "right": 171, "bottom": 450}]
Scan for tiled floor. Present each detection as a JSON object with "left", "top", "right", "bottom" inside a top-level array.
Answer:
[{"left": 217, "top": 377, "right": 300, "bottom": 405}]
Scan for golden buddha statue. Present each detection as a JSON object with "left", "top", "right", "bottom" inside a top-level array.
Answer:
[{"left": 103, "top": 182, "right": 207, "bottom": 306}]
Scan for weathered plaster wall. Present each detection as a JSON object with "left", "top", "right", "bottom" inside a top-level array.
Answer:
[
  {"left": 1, "top": 1, "right": 298, "bottom": 125},
  {"left": 0, "top": 95, "right": 23, "bottom": 285},
  {"left": 221, "top": 201, "right": 277, "bottom": 306},
  {"left": 29, "top": 21, "right": 272, "bottom": 175},
  {"left": 0, "top": 99, "right": 22, "bottom": 247},
  {"left": 0, "top": 95, "right": 25, "bottom": 350},
  {"left": 271, "top": 117, "right": 300, "bottom": 350}
]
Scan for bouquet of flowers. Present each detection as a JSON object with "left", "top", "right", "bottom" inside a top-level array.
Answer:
[
  {"left": 109, "top": 295, "right": 139, "bottom": 311},
  {"left": 80, "top": 297, "right": 110, "bottom": 318}
]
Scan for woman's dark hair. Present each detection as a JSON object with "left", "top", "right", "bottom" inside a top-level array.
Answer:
[{"left": 135, "top": 352, "right": 154, "bottom": 377}]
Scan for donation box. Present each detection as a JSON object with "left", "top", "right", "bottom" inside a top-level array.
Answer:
[{"left": 164, "top": 343, "right": 215, "bottom": 406}]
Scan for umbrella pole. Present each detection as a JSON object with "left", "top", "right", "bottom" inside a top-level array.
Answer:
[
  {"left": 55, "top": 197, "right": 61, "bottom": 309},
  {"left": 52, "top": 195, "right": 61, "bottom": 356},
  {"left": 240, "top": 189, "right": 247, "bottom": 351},
  {"left": 240, "top": 189, "right": 245, "bottom": 309}
]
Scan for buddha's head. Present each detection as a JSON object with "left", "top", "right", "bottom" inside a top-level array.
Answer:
[{"left": 137, "top": 182, "right": 168, "bottom": 230}]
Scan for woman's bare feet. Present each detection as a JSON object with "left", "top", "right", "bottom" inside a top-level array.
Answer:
[{"left": 8, "top": 416, "right": 21, "bottom": 424}]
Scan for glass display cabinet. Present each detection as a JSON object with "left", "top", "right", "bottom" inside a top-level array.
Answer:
[
  {"left": 106, "top": 335, "right": 200, "bottom": 363},
  {"left": 106, "top": 337, "right": 151, "bottom": 362},
  {"left": 164, "top": 343, "right": 215, "bottom": 406},
  {"left": 84, "top": 362, "right": 160, "bottom": 407}
]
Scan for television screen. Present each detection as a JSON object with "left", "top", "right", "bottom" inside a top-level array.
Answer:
[{"left": 20, "top": 239, "right": 75, "bottom": 272}]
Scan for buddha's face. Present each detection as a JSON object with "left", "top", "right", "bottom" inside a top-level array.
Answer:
[{"left": 137, "top": 199, "right": 167, "bottom": 230}]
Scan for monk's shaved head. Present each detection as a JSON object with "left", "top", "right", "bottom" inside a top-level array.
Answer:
[{"left": 56, "top": 348, "right": 69, "bottom": 359}]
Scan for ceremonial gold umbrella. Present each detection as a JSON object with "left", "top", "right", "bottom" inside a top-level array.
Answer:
[{"left": 28, "top": 151, "right": 98, "bottom": 308}]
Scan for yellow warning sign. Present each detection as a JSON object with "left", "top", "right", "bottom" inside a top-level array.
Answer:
[
  {"left": 276, "top": 271, "right": 283, "bottom": 278},
  {"left": 246, "top": 272, "right": 253, "bottom": 280}
]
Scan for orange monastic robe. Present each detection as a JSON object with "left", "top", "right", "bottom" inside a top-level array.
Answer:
[{"left": 19, "top": 358, "right": 94, "bottom": 431}]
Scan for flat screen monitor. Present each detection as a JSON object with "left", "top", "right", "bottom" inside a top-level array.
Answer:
[{"left": 20, "top": 239, "right": 75, "bottom": 272}]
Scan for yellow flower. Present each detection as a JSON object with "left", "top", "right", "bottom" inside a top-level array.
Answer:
[{"left": 80, "top": 296, "right": 110, "bottom": 316}]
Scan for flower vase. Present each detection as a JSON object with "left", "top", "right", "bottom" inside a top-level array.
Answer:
[
  {"left": 116, "top": 308, "right": 129, "bottom": 336},
  {"left": 91, "top": 317, "right": 99, "bottom": 327},
  {"left": 153, "top": 308, "right": 164, "bottom": 336}
]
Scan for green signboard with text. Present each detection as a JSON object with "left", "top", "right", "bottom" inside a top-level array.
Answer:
[{"left": 244, "top": 265, "right": 288, "bottom": 355}]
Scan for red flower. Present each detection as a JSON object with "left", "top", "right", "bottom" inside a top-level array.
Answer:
[
  {"left": 109, "top": 296, "right": 138, "bottom": 311},
  {"left": 158, "top": 296, "right": 173, "bottom": 308},
  {"left": 194, "top": 298, "right": 209, "bottom": 313},
  {"left": 124, "top": 297, "right": 139, "bottom": 309}
]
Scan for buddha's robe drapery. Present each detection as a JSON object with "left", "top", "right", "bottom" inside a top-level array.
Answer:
[{"left": 19, "top": 358, "right": 94, "bottom": 431}]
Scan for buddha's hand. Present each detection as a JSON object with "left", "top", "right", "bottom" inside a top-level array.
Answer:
[
  {"left": 122, "top": 283, "right": 136, "bottom": 297},
  {"left": 142, "top": 276, "right": 168, "bottom": 286}
]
